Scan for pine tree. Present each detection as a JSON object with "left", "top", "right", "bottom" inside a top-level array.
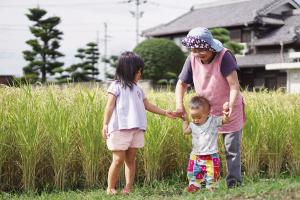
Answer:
[
  {"left": 64, "top": 42, "right": 100, "bottom": 82},
  {"left": 210, "top": 28, "right": 244, "bottom": 54},
  {"left": 66, "top": 48, "right": 91, "bottom": 82},
  {"left": 85, "top": 42, "right": 100, "bottom": 80},
  {"left": 23, "top": 7, "right": 64, "bottom": 83}
]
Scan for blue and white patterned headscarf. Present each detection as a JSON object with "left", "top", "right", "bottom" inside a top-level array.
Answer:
[
  {"left": 181, "top": 27, "right": 223, "bottom": 52},
  {"left": 182, "top": 36, "right": 216, "bottom": 52}
]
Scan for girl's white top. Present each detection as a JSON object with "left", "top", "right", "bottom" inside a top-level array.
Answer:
[
  {"left": 189, "top": 115, "right": 223, "bottom": 155},
  {"left": 107, "top": 81, "right": 147, "bottom": 133}
]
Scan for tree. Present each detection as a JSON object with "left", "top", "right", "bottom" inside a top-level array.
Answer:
[
  {"left": 63, "top": 42, "right": 100, "bottom": 82},
  {"left": 133, "top": 38, "right": 185, "bottom": 83},
  {"left": 102, "top": 55, "right": 118, "bottom": 79},
  {"left": 85, "top": 42, "right": 100, "bottom": 80},
  {"left": 23, "top": 7, "right": 64, "bottom": 83},
  {"left": 210, "top": 28, "right": 244, "bottom": 54}
]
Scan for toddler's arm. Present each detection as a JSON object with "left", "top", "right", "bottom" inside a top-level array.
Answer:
[
  {"left": 102, "top": 93, "right": 117, "bottom": 139},
  {"left": 222, "top": 102, "right": 230, "bottom": 124},
  {"left": 182, "top": 115, "right": 192, "bottom": 134},
  {"left": 144, "top": 98, "right": 176, "bottom": 119}
]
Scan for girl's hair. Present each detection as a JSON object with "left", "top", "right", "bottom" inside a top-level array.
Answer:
[{"left": 115, "top": 51, "right": 144, "bottom": 89}]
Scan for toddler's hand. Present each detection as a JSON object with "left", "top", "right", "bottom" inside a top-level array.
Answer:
[
  {"left": 165, "top": 110, "right": 177, "bottom": 119},
  {"left": 102, "top": 125, "right": 108, "bottom": 140},
  {"left": 223, "top": 102, "right": 230, "bottom": 116}
]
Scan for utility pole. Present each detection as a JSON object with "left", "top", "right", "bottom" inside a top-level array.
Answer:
[
  {"left": 126, "top": 0, "right": 147, "bottom": 45},
  {"left": 103, "top": 22, "right": 108, "bottom": 81}
]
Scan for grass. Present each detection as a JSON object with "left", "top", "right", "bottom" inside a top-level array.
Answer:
[
  {"left": 1, "top": 177, "right": 300, "bottom": 200},
  {"left": 1, "top": 85, "right": 300, "bottom": 191}
]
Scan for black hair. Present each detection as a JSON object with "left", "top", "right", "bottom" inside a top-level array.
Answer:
[
  {"left": 189, "top": 96, "right": 211, "bottom": 112},
  {"left": 115, "top": 51, "right": 144, "bottom": 89}
]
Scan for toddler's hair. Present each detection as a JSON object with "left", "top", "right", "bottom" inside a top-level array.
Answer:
[
  {"left": 189, "top": 96, "right": 210, "bottom": 112},
  {"left": 115, "top": 51, "right": 144, "bottom": 89}
]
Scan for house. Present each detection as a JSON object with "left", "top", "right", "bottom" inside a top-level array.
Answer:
[
  {"left": 142, "top": 0, "right": 300, "bottom": 91},
  {"left": 0, "top": 75, "right": 13, "bottom": 86},
  {"left": 266, "top": 52, "right": 300, "bottom": 93}
]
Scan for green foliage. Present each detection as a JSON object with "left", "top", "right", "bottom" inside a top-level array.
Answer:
[
  {"left": 102, "top": 55, "right": 118, "bottom": 79},
  {"left": 133, "top": 38, "right": 185, "bottom": 83},
  {"left": 23, "top": 7, "right": 64, "bottom": 83},
  {"left": 210, "top": 28, "right": 244, "bottom": 54},
  {"left": 61, "top": 42, "right": 100, "bottom": 82},
  {"left": 1, "top": 87, "right": 300, "bottom": 192}
]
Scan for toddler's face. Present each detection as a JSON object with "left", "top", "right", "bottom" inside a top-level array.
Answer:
[{"left": 190, "top": 106, "right": 209, "bottom": 124}]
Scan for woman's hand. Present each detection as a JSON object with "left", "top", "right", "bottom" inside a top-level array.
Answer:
[
  {"left": 165, "top": 110, "right": 178, "bottom": 119},
  {"left": 102, "top": 125, "right": 108, "bottom": 140},
  {"left": 176, "top": 106, "right": 187, "bottom": 120}
]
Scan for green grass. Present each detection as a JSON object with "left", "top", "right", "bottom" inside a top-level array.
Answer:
[
  {"left": 2, "top": 177, "right": 300, "bottom": 200},
  {"left": 1, "top": 86, "right": 300, "bottom": 191}
]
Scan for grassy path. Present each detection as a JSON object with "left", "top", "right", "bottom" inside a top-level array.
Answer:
[{"left": 1, "top": 177, "right": 300, "bottom": 200}]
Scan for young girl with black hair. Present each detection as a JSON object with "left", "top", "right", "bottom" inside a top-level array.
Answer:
[{"left": 102, "top": 51, "right": 176, "bottom": 195}]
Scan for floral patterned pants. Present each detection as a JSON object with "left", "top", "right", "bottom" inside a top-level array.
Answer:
[{"left": 187, "top": 153, "right": 220, "bottom": 189}]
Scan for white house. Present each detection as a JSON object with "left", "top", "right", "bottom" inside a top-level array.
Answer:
[{"left": 266, "top": 52, "right": 300, "bottom": 93}]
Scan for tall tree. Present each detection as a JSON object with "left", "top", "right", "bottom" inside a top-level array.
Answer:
[
  {"left": 210, "top": 28, "right": 244, "bottom": 54},
  {"left": 84, "top": 42, "right": 100, "bottom": 80},
  {"left": 65, "top": 48, "right": 90, "bottom": 82},
  {"left": 23, "top": 7, "right": 64, "bottom": 83},
  {"left": 63, "top": 42, "right": 100, "bottom": 82},
  {"left": 102, "top": 55, "right": 118, "bottom": 79}
]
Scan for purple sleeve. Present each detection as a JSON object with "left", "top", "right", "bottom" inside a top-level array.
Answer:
[
  {"left": 178, "top": 56, "right": 193, "bottom": 84},
  {"left": 220, "top": 51, "right": 238, "bottom": 77}
]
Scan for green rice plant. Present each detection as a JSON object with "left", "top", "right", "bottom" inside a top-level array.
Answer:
[
  {"left": 42, "top": 86, "right": 77, "bottom": 190},
  {"left": 142, "top": 91, "right": 178, "bottom": 182},
  {"left": 262, "top": 92, "right": 288, "bottom": 177},
  {"left": 8, "top": 86, "right": 46, "bottom": 191},
  {"left": 242, "top": 91, "right": 265, "bottom": 176},
  {"left": 74, "top": 87, "right": 109, "bottom": 187},
  {"left": 285, "top": 94, "right": 300, "bottom": 175}
]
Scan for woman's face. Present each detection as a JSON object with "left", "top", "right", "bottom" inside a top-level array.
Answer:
[{"left": 191, "top": 48, "right": 214, "bottom": 63}]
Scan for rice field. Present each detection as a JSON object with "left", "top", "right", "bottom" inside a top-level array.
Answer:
[{"left": 0, "top": 85, "right": 300, "bottom": 192}]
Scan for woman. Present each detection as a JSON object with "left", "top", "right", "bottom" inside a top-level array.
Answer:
[{"left": 175, "top": 27, "right": 245, "bottom": 188}]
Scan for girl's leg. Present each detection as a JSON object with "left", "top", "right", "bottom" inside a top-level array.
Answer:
[
  {"left": 123, "top": 148, "right": 138, "bottom": 193},
  {"left": 107, "top": 151, "right": 125, "bottom": 194}
]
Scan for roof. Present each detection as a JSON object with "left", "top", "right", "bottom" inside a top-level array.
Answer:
[
  {"left": 253, "top": 9, "right": 300, "bottom": 45},
  {"left": 236, "top": 53, "right": 292, "bottom": 67},
  {"left": 143, "top": 0, "right": 299, "bottom": 37}
]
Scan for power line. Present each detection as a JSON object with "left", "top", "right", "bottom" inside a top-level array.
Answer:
[
  {"left": 0, "top": 1, "right": 113, "bottom": 8},
  {"left": 121, "top": 0, "right": 147, "bottom": 45}
]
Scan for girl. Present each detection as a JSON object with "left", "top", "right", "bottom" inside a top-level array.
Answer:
[{"left": 102, "top": 51, "right": 176, "bottom": 195}]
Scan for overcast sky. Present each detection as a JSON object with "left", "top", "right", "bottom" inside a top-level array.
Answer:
[{"left": 1, "top": 0, "right": 225, "bottom": 77}]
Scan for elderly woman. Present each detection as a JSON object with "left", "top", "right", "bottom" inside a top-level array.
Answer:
[{"left": 175, "top": 27, "right": 245, "bottom": 188}]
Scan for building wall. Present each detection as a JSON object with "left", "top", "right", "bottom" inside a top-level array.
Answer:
[{"left": 287, "top": 69, "right": 300, "bottom": 93}]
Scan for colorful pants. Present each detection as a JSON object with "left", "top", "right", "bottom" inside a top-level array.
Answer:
[{"left": 187, "top": 153, "right": 220, "bottom": 189}]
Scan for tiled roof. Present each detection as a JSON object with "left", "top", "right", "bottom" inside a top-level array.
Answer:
[
  {"left": 236, "top": 53, "right": 292, "bottom": 67},
  {"left": 143, "top": 0, "right": 299, "bottom": 37}
]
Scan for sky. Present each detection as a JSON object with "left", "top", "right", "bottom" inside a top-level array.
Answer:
[{"left": 1, "top": 0, "right": 225, "bottom": 78}]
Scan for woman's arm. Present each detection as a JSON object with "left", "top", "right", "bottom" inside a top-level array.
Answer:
[
  {"left": 175, "top": 80, "right": 188, "bottom": 118},
  {"left": 102, "top": 93, "right": 117, "bottom": 139},
  {"left": 226, "top": 70, "right": 240, "bottom": 116},
  {"left": 144, "top": 98, "right": 176, "bottom": 118}
]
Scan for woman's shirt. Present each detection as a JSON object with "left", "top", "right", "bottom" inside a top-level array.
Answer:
[
  {"left": 179, "top": 49, "right": 245, "bottom": 133},
  {"left": 107, "top": 81, "right": 147, "bottom": 133},
  {"left": 179, "top": 51, "right": 238, "bottom": 84}
]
